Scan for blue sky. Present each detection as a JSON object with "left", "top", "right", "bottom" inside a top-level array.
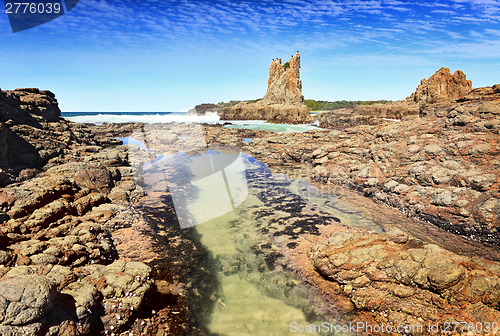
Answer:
[{"left": 0, "top": 0, "right": 499, "bottom": 112}]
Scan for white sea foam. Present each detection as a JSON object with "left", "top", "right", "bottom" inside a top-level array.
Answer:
[
  {"left": 63, "top": 112, "right": 319, "bottom": 133},
  {"left": 64, "top": 112, "right": 221, "bottom": 124}
]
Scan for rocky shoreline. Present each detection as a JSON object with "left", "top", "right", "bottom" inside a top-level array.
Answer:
[
  {"left": 0, "top": 90, "right": 218, "bottom": 335},
  {"left": 0, "top": 75, "right": 498, "bottom": 335},
  {"left": 213, "top": 69, "right": 499, "bottom": 248}
]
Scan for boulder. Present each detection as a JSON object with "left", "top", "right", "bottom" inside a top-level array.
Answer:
[
  {"left": 312, "top": 229, "right": 500, "bottom": 327},
  {"left": 409, "top": 67, "right": 472, "bottom": 104},
  {"left": 0, "top": 275, "right": 55, "bottom": 327},
  {"left": 0, "top": 88, "right": 60, "bottom": 124}
]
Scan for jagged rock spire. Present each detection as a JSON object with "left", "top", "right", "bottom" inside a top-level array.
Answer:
[{"left": 262, "top": 52, "right": 304, "bottom": 104}]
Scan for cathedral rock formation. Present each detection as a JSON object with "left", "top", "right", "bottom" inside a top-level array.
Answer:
[
  {"left": 220, "top": 52, "right": 310, "bottom": 124},
  {"left": 261, "top": 53, "right": 304, "bottom": 104}
]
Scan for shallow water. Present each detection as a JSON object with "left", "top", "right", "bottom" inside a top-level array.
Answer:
[
  {"left": 224, "top": 120, "right": 320, "bottom": 133},
  {"left": 64, "top": 112, "right": 319, "bottom": 133},
  {"left": 124, "top": 126, "right": 384, "bottom": 334},
  {"left": 190, "top": 155, "right": 382, "bottom": 335}
]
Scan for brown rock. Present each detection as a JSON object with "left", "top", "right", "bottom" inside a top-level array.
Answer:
[
  {"left": 261, "top": 53, "right": 304, "bottom": 104},
  {"left": 220, "top": 53, "right": 310, "bottom": 124},
  {"left": 311, "top": 228, "right": 500, "bottom": 329},
  {"left": 221, "top": 101, "right": 310, "bottom": 124},
  {"left": 409, "top": 67, "right": 472, "bottom": 104}
]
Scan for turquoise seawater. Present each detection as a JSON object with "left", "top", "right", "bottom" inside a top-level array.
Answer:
[{"left": 223, "top": 120, "right": 319, "bottom": 133}]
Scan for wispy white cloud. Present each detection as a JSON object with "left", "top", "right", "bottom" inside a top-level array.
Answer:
[{"left": 3, "top": 0, "right": 500, "bottom": 65}]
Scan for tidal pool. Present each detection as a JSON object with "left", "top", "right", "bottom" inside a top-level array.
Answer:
[{"left": 123, "top": 125, "right": 384, "bottom": 335}]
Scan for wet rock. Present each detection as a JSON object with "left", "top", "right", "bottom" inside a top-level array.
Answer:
[
  {"left": 312, "top": 228, "right": 500, "bottom": 329},
  {"left": 225, "top": 79, "right": 500, "bottom": 244}
]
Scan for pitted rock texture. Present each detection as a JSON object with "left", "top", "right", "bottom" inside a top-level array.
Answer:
[
  {"left": 410, "top": 67, "right": 472, "bottom": 104},
  {"left": 220, "top": 52, "right": 310, "bottom": 124},
  {"left": 0, "top": 261, "right": 153, "bottom": 336},
  {"left": 0, "top": 140, "right": 160, "bottom": 335},
  {"left": 310, "top": 228, "right": 500, "bottom": 333}
]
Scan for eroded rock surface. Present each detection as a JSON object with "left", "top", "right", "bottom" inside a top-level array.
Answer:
[
  {"left": 309, "top": 227, "right": 500, "bottom": 333},
  {"left": 220, "top": 52, "right": 310, "bottom": 124},
  {"left": 0, "top": 105, "right": 215, "bottom": 334},
  {"left": 410, "top": 67, "right": 472, "bottom": 104},
  {"left": 220, "top": 84, "right": 499, "bottom": 245},
  {"left": 0, "top": 140, "right": 159, "bottom": 335}
]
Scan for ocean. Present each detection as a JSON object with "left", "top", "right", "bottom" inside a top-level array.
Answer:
[{"left": 62, "top": 111, "right": 320, "bottom": 133}]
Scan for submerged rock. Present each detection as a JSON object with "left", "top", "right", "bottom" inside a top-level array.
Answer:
[{"left": 222, "top": 81, "right": 500, "bottom": 245}]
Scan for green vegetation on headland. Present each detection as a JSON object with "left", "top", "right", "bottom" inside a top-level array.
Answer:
[
  {"left": 217, "top": 99, "right": 261, "bottom": 107},
  {"left": 305, "top": 99, "right": 392, "bottom": 111},
  {"left": 207, "top": 99, "right": 393, "bottom": 112}
]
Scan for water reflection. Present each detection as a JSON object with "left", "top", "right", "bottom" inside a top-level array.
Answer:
[
  {"left": 124, "top": 124, "right": 249, "bottom": 229},
  {"left": 122, "top": 123, "right": 381, "bottom": 335}
]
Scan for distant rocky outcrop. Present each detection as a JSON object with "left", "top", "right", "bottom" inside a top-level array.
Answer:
[
  {"left": 316, "top": 67, "right": 473, "bottom": 128},
  {"left": 187, "top": 103, "right": 222, "bottom": 116},
  {"left": 409, "top": 67, "right": 472, "bottom": 104},
  {"left": 220, "top": 52, "right": 310, "bottom": 124},
  {"left": 261, "top": 53, "right": 304, "bottom": 104},
  {"left": 316, "top": 101, "right": 419, "bottom": 129}
]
